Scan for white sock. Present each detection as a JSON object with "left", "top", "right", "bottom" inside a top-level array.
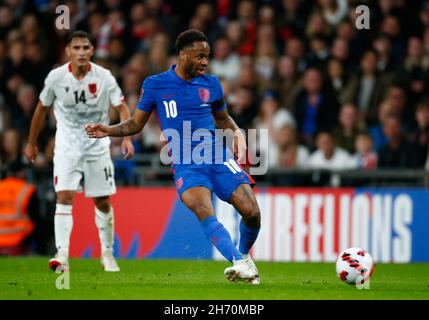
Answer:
[
  {"left": 95, "top": 206, "right": 114, "bottom": 253},
  {"left": 54, "top": 204, "right": 73, "bottom": 257}
]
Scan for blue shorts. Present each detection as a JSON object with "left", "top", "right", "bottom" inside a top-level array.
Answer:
[{"left": 173, "top": 161, "right": 255, "bottom": 203}]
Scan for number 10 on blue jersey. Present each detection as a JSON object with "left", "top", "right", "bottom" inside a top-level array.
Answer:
[{"left": 163, "top": 100, "right": 178, "bottom": 118}]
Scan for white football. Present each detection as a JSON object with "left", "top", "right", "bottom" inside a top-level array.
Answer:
[{"left": 336, "top": 247, "right": 374, "bottom": 285}]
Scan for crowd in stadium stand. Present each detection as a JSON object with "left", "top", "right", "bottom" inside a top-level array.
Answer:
[{"left": 1, "top": 0, "right": 429, "bottom": 178}]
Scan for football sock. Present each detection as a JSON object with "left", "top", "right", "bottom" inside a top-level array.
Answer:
[
  {"left": 239, "top": 219, "right": 260, "bottom": 255},
  {"left": 200, "top": 215, "right": 242, "bottom": 262},
  {"left": 95, "top": 206, "right": 114, "bottom": 252},
  {"left": 54, "top": 204, "right": 73, "bottom": 256}
]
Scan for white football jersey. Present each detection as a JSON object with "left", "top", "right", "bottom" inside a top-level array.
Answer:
[{"left": 39, "top": 62, "right": 124, "bottom": 159}]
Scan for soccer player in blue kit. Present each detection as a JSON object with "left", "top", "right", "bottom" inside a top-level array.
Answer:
[{"left": 85, "top": 30, "right": 261, "bottom": 284}]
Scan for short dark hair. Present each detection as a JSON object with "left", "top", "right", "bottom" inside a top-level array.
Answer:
[
  {"left": 316, "top": 130, "right": 334, "bottom": 140},
  {"left": 175, "top": 29, "right": 208, "bottom": 52},
  {"left": 66, "top": 30, "right": 92, "bottom": 45}
]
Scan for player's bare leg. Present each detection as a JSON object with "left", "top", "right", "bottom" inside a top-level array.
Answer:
[
  {"left": 49, "top": 190, "right": 74, "bottom": 271},
  {"left": 93, "top": 196, "right": 119, "bottom": 272},
  {"left": 181, "top": 186, "right": 256, "bottom": 283},
  {"left": 229, "top": 183, "right": 261, "bottom": 284}
]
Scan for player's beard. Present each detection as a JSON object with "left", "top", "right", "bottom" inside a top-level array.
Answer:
[{"left": 185, "top": 62, "right": 203, "bottom": 78}]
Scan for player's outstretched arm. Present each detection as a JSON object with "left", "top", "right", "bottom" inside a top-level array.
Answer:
[
  {"left": 115, "top": 102, "right": 135, "bottom": 160},
  {"left": 212, "top": 108, "right": 247, "bottom": 164},
  {"left": 24, "top": 101, "right": 50, "bottom": 163},
  {"left": 85, "top": 109, "right": 151, "bottom": 138}
]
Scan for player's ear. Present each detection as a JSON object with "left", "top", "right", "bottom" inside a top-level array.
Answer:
[
  {"left": 179, "top": 50, "right": 187, "bottom": 63},
  {"left": 89, "top": 45, "right": 94, "bottom": 58}
]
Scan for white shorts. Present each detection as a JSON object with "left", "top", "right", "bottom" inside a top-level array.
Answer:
[{"left": 53, "top": 153, "right": 116, "bottom": 197}]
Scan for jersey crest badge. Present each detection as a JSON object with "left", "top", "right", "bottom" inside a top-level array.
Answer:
[
  {"left": 198, "top": 88, "right": 210, "bottom": 102},
  {"left": 88, "top": 83, "right": 97, "bottom": 98}
]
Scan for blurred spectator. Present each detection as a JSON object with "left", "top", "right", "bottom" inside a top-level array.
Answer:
[
  {"left": 378, "top": 115, "right": 423, "bottom": 168},
  {"left": 408, "top": 100, "right": 429, "bottom": 162},
  {"left": 277, "top": 0, "right": 310, "bottom": 40},
  {"left": 341, "top": 50, "right": 390, "bottom": 125},
  {"left": 306, "top": 34, "right": 330, "bottom": 68},
  {"left": 225, "top": 19, "right": 252, "bottom": 56},
  {"left": 235, "top": 0, "right": 257, "bottom": 55},
  {"left": 3, "top": 40, "right": 29, "bottom": 103},
  {"left": 0, "top": 5, "right": 15, "bottom": 39},
  {"left": 96, "top": 9, "right": 127, "bottom": 58},
  {"left": 332, "top": 103, "right": 365, "bottom": 153},
  {"left": 107, "top": 36, "right": 128, "bottom": 68},
  {"left": 193, "top": 2, "right": 224, "bottom": 45},
  {"left": 145, "top": 0, "right": 175, "bottom": 40},
  {"left": 327, "top": 58, "right": 348, "bottom": 97},
  {"left": 307, "top": 131, "right": 354, "bottom": 170},
  {"left": 210, "top": 37, "right": 241, "bottom": 81},
  {"left": 24, "top": 42, "right": 51, "bottom": 92},
  {"left": 420, "top": 2, "right": 429, "bottom": 34},
  {"left": 372, "top": 34, "right": 399, "bottom": 73},
  {"left": 404, "top": 37, "right": 429, "bottom": 72},
  {"left": 351, "top": 133, "right": 378, "bottom": 170},
  {"left": 147, "top": 36, "right": 169, "bottom": 75},
  {"left": 423, "top": 27, "right": 429, "bottom": 55},
  {"left": 254, "top": 25, "right": 277, "bottom": 84},
  {"left": 292, "top": 67, "right": 339, "bottom": 146},
  {"left": 0, "top": 128, "right": 23, "bottom": 168},
  {"left": 336, "top": 20, "right": 364, "bottom": 62},
  {"left": 330, "top": 37, "right": 353, "bottom": 70},
  {"left": 236, "top": 56, "right": 260, "bottom": 91},
  {"left": 275, "top": 55, "right": 302, "bottom": 110},
  {"left": 253, "top": 91, "right": 296, "bottom": 134},
  {"left": 19, "top": 14, "right": 46, "bottom": 46},
  {"left": 305, "top": 11, "right": 332, "bottom": 39},
  {"left": 10, "top": 83, "right": 37, "bottom": 134},
  {"left": 380, "top": 15, "right": 406, "bottom": 61},
  {"left": 384, "top": 83, "right": 412, "bottom": 128},
  {"left": 258, "top": 4, "right": 275, "bottom": 27},
  {"left": 399, "top": 37, "right": 429, "bottom": 107},
  {"left": 228, "top": 86, "right": 258, "bottom": 129},
  {"left": 369, "top": 100, "right": 397, "bottom": 151},
  {"left": 271, "top": 124, "right": 310, "bottom": 168},
  {"left": 284, "top": 37, "right": 307, "bottom": 72},
  {"left": 0, "top": 94, "right": 7, "bottom": 132},
  {"left": 253, "top": 91, "right": 296, "bottom": 167}
]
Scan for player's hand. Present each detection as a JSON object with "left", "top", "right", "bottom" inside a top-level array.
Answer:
[
  {"left": 121, "top": 138, "right": 135, "bottom": 160},
  {"left": 233, "top": 130, "right": 247, "bottom": 164},
  {"left": 24, "top": 143, "right": 38, "bottom": 164},
  {"left": 85, "top": 123, "right": 109, "bottom": 138}
]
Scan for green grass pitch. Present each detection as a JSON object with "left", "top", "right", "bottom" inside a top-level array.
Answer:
[{"left": 1, "top": 257, "right": 428, "bottom": 300}]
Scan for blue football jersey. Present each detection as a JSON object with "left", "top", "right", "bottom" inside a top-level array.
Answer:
[{"left": 137, "top": 65, "right": 232, "bottom": 168}]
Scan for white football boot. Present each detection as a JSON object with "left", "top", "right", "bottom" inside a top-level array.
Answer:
[
  {"left": 101, "top": 250, "right": 120, "bottom": 272},
  {"left": 242, "top": 253, "right": 260, "bottom": 285},
  {"left": 48, "top": 251, "right": 69, "bottom": 272},
  {"left": 224, "top": 259, "right": 257, "bottom": 283}
]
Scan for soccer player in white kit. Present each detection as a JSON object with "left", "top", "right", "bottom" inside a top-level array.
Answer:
[{"left": 24, "top": 31, "right": 134, "bottom": 272}]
